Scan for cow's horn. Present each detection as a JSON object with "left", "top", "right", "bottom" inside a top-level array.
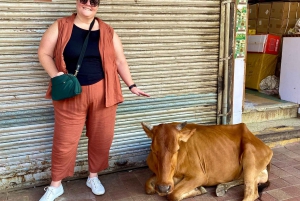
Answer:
[
  {"left": 176, "top": 121, "right": 187, "bottom": 131},
  {"left": 142, "top": 122, "right": 153, "bottom": 131}
]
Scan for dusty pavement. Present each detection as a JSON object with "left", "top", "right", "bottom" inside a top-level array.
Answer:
[{"left": 1, "top": 141, "right": 300, "bottom": 201}]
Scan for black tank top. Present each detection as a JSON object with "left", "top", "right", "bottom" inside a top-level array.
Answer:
[{"left": 63, "top": 24, "right": 104, "bottom": 86}]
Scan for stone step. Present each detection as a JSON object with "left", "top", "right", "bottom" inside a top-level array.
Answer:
[
  {"left": 242, "top": 103, "right": 298, "bottom": 123},
  {"left": 242, "top": 89, "right": 299, "bottom": 123},
  {"left": 246, "top": 117, "right": 300, "bottom": 148}
]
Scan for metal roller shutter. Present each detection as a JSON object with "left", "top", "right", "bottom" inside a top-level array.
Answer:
[{"left": 0, "top": 0, "right": 221, "bottom": 190}]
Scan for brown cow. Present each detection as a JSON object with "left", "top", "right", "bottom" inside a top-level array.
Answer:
[{"left": 141, "top": 122, "right": 273, "bottom": 201}]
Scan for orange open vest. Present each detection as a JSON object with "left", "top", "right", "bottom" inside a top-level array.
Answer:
[{"left": 45, "top": 13, "right": 124, "bottom": 107}]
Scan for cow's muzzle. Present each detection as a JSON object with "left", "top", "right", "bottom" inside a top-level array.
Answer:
[{"left": 157, "top": 184, "right": 171, "bottom": 194}]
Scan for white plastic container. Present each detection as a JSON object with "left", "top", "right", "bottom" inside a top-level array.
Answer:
[{"left": 279, "top": 36, "right": 300, "bottom": 113}]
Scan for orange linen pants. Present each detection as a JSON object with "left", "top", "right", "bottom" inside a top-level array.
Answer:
[{"left": 51, "top": 79, "right": 117, "bottom": 181}]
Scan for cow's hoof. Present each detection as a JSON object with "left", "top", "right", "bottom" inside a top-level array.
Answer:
[
  {"left": 145, "top": 187, "right": 156, "bottom": 195},
  {"left": 197, "top": 186, "right": 207, "bottom": 194},
  {"left": 216, "top": 184, "right": 227, "bottom": 197},
  {"left": 167, "top": 194, "right": 180, "bottom": 201},
  {"left": 145, "top": 190, "right": 156, "bottom": 195}
]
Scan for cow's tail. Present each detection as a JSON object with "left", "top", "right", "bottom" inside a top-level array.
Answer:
[{"left": 257, "top": 163, "right": 271, "bottom": 200}]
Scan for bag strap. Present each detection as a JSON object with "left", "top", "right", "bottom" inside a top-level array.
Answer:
[{"left": 74, "top": 18, "right": 96, "bottom": 76}]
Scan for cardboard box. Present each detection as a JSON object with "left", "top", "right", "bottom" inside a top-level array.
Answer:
[
  {"left": 248, "top": 19, "right": 257, "bottom": 29},
  {"left": 256, "top": 18, "right": 269, "bottom": 33},
  {"left": 271, "top": 2, "right": 298, "bottom": 19},
  {"left": 246, "top": 53, "right": 278, "bottom": 90},
  {"left": 247, "top": 34, "right": 281, "bottom": 55},
  {"left": 258, "top": 3, "right": 272, "bottom": 19},
  {"left": 269, "top": 18, "right": 297, "bottom": 34},
  {"left": 268, "top": 33, "right": 283, "bottom": 54},
  {"left": 249, "top": 4, "right": 259, "bottom": 19}
]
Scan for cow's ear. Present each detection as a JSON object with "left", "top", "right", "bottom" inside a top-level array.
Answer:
[
  {"left": 141, "top": 122, "right": 153, "bottom": 139},
  {"left": 176, "top": 121, "right": 187, "bottom": 130},
  {"left": 179, "top": 128, "right": 196, "bottom": 142}
]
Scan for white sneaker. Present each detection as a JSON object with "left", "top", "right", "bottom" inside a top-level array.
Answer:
[
  {"left": 86, "top": 177, "right": 105, "bottom": 195},
  {"left": 39, "top": 184, "right": 64, "bottom": 201}
]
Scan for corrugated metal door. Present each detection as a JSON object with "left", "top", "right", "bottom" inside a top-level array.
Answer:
[{"left": 0, "top": 0, "right": 222, "bottom": 190}]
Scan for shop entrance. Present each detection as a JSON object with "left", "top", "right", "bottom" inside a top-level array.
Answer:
[{"left": 242, "top": 0, "right": 300, "bottom": 145}]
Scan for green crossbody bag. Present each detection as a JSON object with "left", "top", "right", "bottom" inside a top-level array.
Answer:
[{"left": 51, "top": 18, "right": 96, "bottom": 101}]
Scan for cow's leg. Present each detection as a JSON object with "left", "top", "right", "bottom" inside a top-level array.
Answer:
[
  {"left": 216, "top": 179, "right": 244, "bottom": 196},
  {"left": 167, "top": 186, "right": 207, "bottom": 201},
  {"left": 179, "top": 186, "right": 207, "bottom": 200},
  {"left": 173, "top": 177, "right": 183, "bottom": 186},
  {"left": 216, "top": 167, "right": 269, "bottom": 197},
  {"left": 242, "top": 146, "right": 262, "bottom": 201},
  {"left": 167, "top": 177, "right": 206, "bottom": 201},
  {"left": 257, "top": 168, "right": 268, "bottom": 184},
  {"left": 243, "top": 174, "right": 258, "bottom": 201},
  {"left": 145, "top": 175, "right": 157, "bottom": 194}
]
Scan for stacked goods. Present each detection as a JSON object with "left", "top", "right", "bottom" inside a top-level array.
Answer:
[
  {"left": 246, "top": 2, "right": 300, "bottom": 90},
  {"left": 248, "top": 2, "right": 300, "bottom": 35},
  {"left": 246, "top": 34, "right": 280, "bottom": 90},
  {"left": 248, "top": 3, "right": 272, "bottom": 34},
  {"left": 257, "top": 3, "right": 272, "bottom": 34},
  {"left": 248, "top": 4, "right": 258, "bottom": 34},
  {"left": 269, "top": 2, "right": 300, "bottom": 35}
]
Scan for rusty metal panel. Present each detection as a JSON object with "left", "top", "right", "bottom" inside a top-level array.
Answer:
[{"left": 0, "top": 0, "right": 221, "bottom": 190}]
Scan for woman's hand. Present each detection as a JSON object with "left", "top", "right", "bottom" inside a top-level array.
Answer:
[{"left": 130, "top": 87, "right": 150, "bottom": 97}]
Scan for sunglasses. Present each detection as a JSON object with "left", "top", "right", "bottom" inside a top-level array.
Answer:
[{"left": 79, "top": 0, "right": 100, "bottom": 7}]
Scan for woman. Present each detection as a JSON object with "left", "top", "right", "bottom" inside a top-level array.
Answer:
[{"left": 38, "top": 0, "right": 149, "bottom": 200}]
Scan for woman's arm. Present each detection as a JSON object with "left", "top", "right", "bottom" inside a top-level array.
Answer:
[
  {"left": 113, "top": 32, "right": 150, "bottom": 97},
  {"left": 38, "top": 21, "right": 63, "bottom": 78}
]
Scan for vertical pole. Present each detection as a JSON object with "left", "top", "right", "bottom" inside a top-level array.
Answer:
[{"left": 217, "top": 1, "right": 226, "bottom": 125}]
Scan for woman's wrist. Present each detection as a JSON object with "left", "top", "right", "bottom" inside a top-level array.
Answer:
[
  {"left": 51, "top": 72, "right": 64, "bottom": 78},
  {"left": 129, "top": 84, "right": 137, "bottom": 90}
]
